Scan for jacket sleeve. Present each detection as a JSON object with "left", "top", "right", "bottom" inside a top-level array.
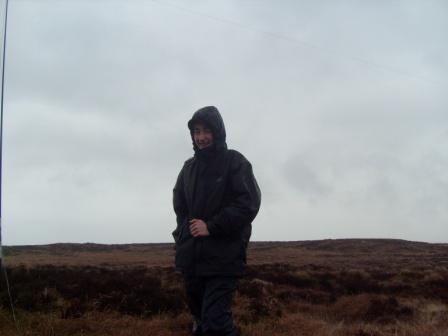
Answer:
[
  {"left": 172, "top": 166, "right": 188, "bottom": 243},
  {"left": 206, "top": 154, "right": 261, "bottom": 237}
]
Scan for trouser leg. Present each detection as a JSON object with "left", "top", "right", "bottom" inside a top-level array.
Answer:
[
  {"left": 201, "top": 277, "right": 238, "bottom": 336},
  {"left": 184, "top": 275, "right": 205, "bottom": 334}
]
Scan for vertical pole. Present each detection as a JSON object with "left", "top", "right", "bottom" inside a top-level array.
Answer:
[{"left": 0, "top": 0, "right": 10, "bottom": 269}]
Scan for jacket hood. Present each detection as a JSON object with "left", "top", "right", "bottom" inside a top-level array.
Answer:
[{"left": 188, "top": 106, "right": 227, "bottom": 152}]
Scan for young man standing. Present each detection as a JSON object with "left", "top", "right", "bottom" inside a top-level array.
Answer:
[{"left": 173, "top": 106, "right": 261, "bottom": 336}]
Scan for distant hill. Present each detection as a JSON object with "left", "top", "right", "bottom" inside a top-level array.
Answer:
[{"left": 3, "top": 239, "right": 447, "bottom": 269}]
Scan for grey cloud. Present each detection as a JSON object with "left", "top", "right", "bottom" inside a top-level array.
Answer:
[
  {"left": 3, "top": 1, "right": 448, "bottom": 244},
  {"left": 283, "top": 154, "right": 332, "bottom": 200}
]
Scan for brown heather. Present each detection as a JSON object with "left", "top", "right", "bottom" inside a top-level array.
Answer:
[{"left": 1, "top": 239, "right": 447, "bottom": 335}]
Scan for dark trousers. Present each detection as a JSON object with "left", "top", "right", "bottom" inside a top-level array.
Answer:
[{"left": 184, "top": 275, "right": 239, "bottom": 336}]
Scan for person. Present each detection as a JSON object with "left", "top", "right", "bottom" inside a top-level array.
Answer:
[{"left": 172, "top": 106, "right": 261, "bottom": 336}]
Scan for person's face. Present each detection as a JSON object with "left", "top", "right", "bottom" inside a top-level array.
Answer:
[{"left": 193, "top": 122, "right": 214, "bottom": 149}]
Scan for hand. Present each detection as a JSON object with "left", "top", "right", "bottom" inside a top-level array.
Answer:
[{"left": 189, "top": 219, "right": 210, "bottom": 237}]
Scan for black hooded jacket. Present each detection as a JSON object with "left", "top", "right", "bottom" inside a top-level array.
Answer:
[{"left": 172, "top": 106, "right": 261, "bottom": 276}]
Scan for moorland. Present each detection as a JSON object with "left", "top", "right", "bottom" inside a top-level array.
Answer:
[{"left": 1, "top": 239, "right": 447, "bottom": 336}]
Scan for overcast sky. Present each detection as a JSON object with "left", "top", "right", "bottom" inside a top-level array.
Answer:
[{"left": 2, "top": 0, "right": 447, "bottom": 245}]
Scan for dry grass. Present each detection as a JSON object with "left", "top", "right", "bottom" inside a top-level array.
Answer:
[{"left": 1, "top": 239, "right": 447, "bottom": 335}]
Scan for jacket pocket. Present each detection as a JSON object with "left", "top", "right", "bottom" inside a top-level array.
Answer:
[{"left": 201, "top": 236, "right": 242, "bottom": 264}]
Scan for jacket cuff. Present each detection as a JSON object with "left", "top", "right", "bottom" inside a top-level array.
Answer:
[
  {"left": 172, "top": 229, "right": 179, "bottom": 243},
  {"left": 206, "top": 220, "right": 217, "bottom": 236}
]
